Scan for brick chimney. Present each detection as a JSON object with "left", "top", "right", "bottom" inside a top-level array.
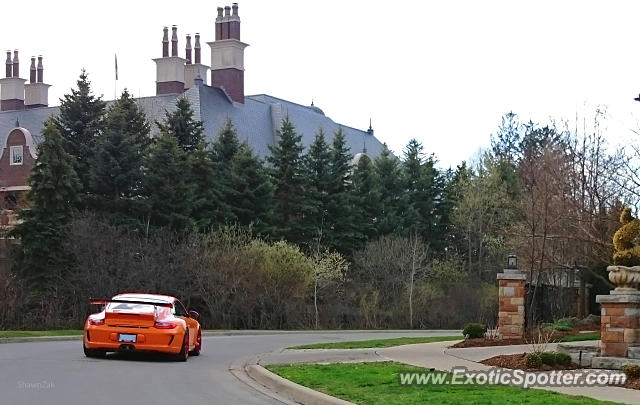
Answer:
[
  {"left": 208, "top": 2, "right": 248, "bottom": 103},
  {"left": 184, "top": 33, "right": 209, "bottom": 90},
  {"left": 153, "top": 25, "right": 186, "bottom": 95},
  {"left": 25, "top": 56, "right": 51, "bottom": 108},
  {"left": 0, "top": 50, "right": 26, "bottom": 111}
]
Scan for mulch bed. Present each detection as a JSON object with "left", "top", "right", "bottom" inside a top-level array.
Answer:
[
  {"left": 626, "top": 377, "right": 640, "bottom": 390},
  {"left": 482, "top": 354, "right": 640, "bottom": 391},
  {"left": 480, "top": 353, "right": 580, "bottom": 371},
  {"left": 450, "top": 326, "right": 599, "bottom": 349},
  {"left": 450, "top": 338, "right": 525, "bottom": 348}
]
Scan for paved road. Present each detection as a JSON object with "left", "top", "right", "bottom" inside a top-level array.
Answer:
[{"left": 0, "top": 330, "right": 457, "bottom": 405}]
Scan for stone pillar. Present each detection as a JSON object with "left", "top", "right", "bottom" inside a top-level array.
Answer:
[
  {"left": 596, "top": 293, "right": 640, "bottom": 357},
  {"left": 497, "top": 269, "right": 526, "bottom": 339}
]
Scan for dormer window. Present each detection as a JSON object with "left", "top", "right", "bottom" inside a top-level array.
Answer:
[{"left": 10, "top": 145, "right": 23, "bottom": 165}]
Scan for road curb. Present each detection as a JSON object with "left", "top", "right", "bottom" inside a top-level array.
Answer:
[
  {"left": 0, "top": 335, "right": 83, "bottom": 344},
  {"left": 0, "top": 329, "right": 462, "bottom": 344},
  {"left": 245, "top": 363, "right": 355, "bottom": 405},
  {"left": 204, "top": 329, "right": 460, "bottom": 336}
]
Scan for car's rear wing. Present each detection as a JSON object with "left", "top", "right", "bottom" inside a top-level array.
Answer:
[{"left": 89, "top": 298, "right": 173, "bottom": 308}]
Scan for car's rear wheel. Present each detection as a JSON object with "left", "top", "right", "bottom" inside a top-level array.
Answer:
[
  {"left": 174, "top": 329, "right": 189, "bottom": 362},
  {"left": 190, "top": 328, "right": 201, "bottom": 356},
  {"left": 83, "top": 343, "right": 106, "bottom": 358}
]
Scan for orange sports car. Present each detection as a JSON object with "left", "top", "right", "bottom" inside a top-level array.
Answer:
[{"left": 83, "top": 293, "right": 202, "bottom": 361}]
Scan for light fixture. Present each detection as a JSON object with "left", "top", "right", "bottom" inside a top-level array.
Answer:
[{"left": 507, "top": 254, "right": 518, "bottom": 270}]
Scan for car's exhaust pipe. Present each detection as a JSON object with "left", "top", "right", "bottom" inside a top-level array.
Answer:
[{"left": 119, "top": 344, "right": 135, "bottom": 351}]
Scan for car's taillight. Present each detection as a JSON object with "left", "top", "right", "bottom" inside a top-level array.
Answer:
[
  {"left": 89, "top": 318, "right": 105, "bottom": 326},
  {"left": 154, "top": 321, "right": 177, "bottom": 329}
]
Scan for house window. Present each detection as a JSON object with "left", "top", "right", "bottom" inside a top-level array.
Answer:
[{"left": 10, "top": 146, "right": 23, "bottom": 165}]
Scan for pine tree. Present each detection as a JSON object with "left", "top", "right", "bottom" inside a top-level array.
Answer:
[
  {"left": 302, "top": 129, "right": 332, "bottom": 242},
  {"left": 143, "top": 133, "right": 193, "bottom": 233},
  {"left": 400, "top": 139, "right": 443, "bottom": 250},
  {"left": 351, "top": 154, "right": 381, "bottom": 246},
  {"left": 157, "top": 96, "right": 204, "bottom": 153},
  {"left": 187, "top": 142, "right": 231, "bottom": 231},
  {"left": 267, "top": 117, "right": 309, "bottom": 244},
  {"left": 54, "top": 70, "right": 106, "bottom": 199},
  {"left": 88, "top": 89, "right": 150, "bottom": 227},
  {"left": 229, "top": 142, "right": 275, "bottom": 234},
  {"left": 210, "top": 118, "right": 243, "bottom": 225},
  {"left": 374, "top": 144, "right": 403, "bottom": 236},
  {"left": 11, "top": 119, "right": 81, "bottom": 291},
  {"left": 212, "top": 118, "right": 240, "bottom": 168},
  {"left": 325, "top": 127, "right": 354, "bottom": 252}
]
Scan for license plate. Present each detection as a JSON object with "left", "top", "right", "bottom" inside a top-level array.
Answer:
[{"left": 118, "top": 333, "right": 137, "bottom": 343}]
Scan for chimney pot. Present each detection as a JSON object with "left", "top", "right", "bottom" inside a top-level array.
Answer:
[
  {"left": 217, "top": 7, "right": 224, "bottom": 20},
  {"left": 5, "top": 51, "right": 11, "bottom": 78},
  {"left": 185, "top": 34, "right": 192, "bottom": 64},
  {"left": 29, "top": 57, "right": 36, "bottom": 83},
  {"left": 232, "top": 3, "right": 238, "bottom": 16},
  {"left": 171, "top": 25, "right": 178, "bottom": 57},
  {"left": 194, "top": 33, "right": 201, "bottom": 64},
  {"left": 224, "top": 6, "right": 231, "bottom": 17},
  {"left": 37, "top": 56, "right": 43, "bottom": 83},
  {"left": 12, "top": 50, "right": 19, "bottom": 78},
  {"left": 162, "top": 26, "right": 169, "bottom": 57}
]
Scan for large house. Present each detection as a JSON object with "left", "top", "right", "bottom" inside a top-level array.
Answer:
[{"left": 0, "top": 3, "right": 384, "bottom": 222}]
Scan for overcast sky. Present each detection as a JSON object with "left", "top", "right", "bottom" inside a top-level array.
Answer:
[{"left": 2, "top": 0, "right": 640, "bottom": 168}]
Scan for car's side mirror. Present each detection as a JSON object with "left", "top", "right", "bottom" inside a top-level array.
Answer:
[{"left": 189, "top": 310, "right": 200, "bottom": 320}]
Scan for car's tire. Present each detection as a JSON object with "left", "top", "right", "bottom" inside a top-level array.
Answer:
[
  {"left": 83, "top": 343, "right": 106, "bottom": 358},
  {"left": 190, "top": 328, "right": 201, "bottom": 356},
  {"left": 174, "top": 329, "right": 189, "bottom": 362}
]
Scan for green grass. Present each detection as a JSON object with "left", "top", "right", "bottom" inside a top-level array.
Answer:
[
  {"left": 288, "top": 336, "right": 461, "bottom": 350},
  {"left": 554, "top": 332, "right": 601, "bottom": 343},
  {"left": 0, "top": 330, "right": 83, "bottom": 338},
  {"left": 267, "top": 362, "right": 619, "bottom": 405}
]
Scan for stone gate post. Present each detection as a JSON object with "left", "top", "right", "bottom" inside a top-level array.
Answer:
[{"left": 497, "top": 269, "right": 527, "bottom": 339}]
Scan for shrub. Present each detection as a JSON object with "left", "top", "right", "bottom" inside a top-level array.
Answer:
[
  {"left": 622, "top": 364, "right": 640, "bottom": 379},
  {"left": 541, "top": 323, "right": 555, "bottom": 333},
  {"left": 578, "top": 314, "right": 600, "bottom": 326},
  {"left": 462, "top": 323, "right": 486, "bottom": 339},
  {"left": 539, "top": 351, "right": 556, "bottom": 366},
  {"left": 557, "top": 317, "right": 578, "bottom": 327},
  {"left": 553, "top": 321, "right": 573, "bottom": 332},
  {"left": 554, "top": 352, "right": 572, "bottom": 366},
  {"left": 524, "top": 353, "right": 542, "bottom": 369}
]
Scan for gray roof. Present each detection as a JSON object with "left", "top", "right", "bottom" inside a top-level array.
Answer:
[{"left": 0, "top": 84, "right": 384, "bottom": 160}]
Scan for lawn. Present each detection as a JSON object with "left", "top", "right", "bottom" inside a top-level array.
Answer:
[
  {"left": 288, "top": 336, "right": 461, "bottom": 350},
  {"left": 554, "top": 332, "right": 601, "bottom": 343},
  {"left": 0, "top": 330, "right": 83, "bottom": 338},
  {"left": 267, "top": 362, "right": 619, "bottom": 405}
]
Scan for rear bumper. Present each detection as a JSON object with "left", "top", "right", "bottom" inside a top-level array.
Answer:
[{"left": 84, "top": 325, "right": 183, "bottom": 354}]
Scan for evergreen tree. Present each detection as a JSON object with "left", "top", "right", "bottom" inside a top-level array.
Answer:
[
  {"left": 11, "top": 119, "right": 81, "bottom": 291},
  {"left": 491, "top": 111, "right": 522, "bottom": 165},
  {"left": 143, "top": 133, "right": 193, "bottom": 233},
  {"left": 267, "top": 117, "right": 309, "bottom": 244},
  {"left": 54, "top": 70, "right": 106, "bottom": 199},
  {"left": 400, "top": 139, "right": 443, "bottom": 250},
  {"left": 302, "top": 129, "right": 332, "bottom": 241},
  {"left": 187, "top": 142, "right": 231, "bottom": 231},
  {"left": 373, "top": 144, "right": 403, "bottom": 236},
  {"left": 351, "top": 154, "right": 381, "bottom": 246},
  {"left": 157, "top": 96, "right": 204, "bottom": 153},
  {"left": 229, "top": 143, "right": 275, "bottom": 234},
  {"left": 325, "top": 127, "right": 355, "bottom": 252},
  {"left": 212, "top": 118, "right": 240, "bottom": 168},
  {"left": 88, "top": 89, "right": 150, "bottom": 227},
  {"left": 210, "top": 118, "right": 243, "bottom": 224}
]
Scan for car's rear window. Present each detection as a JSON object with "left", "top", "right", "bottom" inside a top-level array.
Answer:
[{"left": 107, "top": 302, "right": 157, "bottom": 313}]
